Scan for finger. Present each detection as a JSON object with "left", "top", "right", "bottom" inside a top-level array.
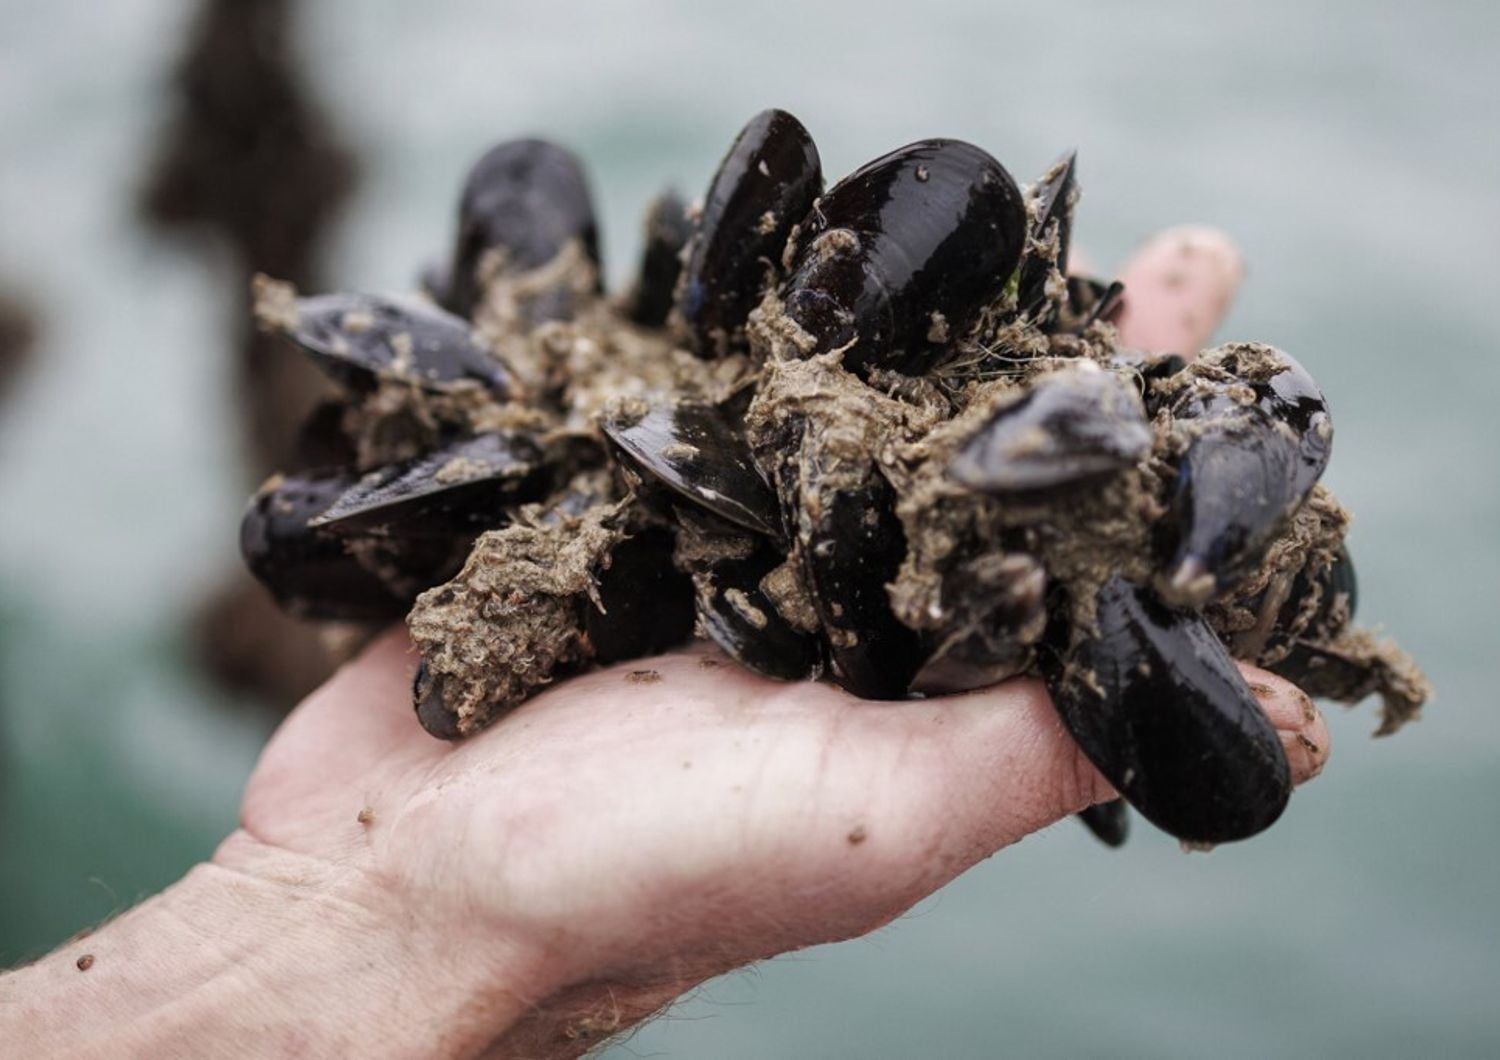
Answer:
[
  {"left": 1241, "top": 663, "right": 1332, "bottom": 783},
  {"left": 1112, "top": 224, "right": 1245, "bottom": 357},
  {"left": 811, "top": 661, "right": 1328, "bottom": 889}
]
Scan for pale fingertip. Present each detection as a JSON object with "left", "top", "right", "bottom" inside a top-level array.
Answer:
[
  {"left": 1114, "top": 224, "right": 1246, "bottom": 357},
  {"left": 1238, "top": 664, "right": 1332, "bottom": 785}
]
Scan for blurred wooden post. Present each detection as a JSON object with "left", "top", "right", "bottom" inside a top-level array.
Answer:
[{"left": 139, "top": 0, "right": 364, "bottom": 709}]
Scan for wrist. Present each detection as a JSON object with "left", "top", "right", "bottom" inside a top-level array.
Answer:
[{"left": 2, "top": 831, "right": 556, "bottom": 1058}]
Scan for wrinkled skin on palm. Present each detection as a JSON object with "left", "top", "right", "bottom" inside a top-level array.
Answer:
[{"left": 241, "top": 108, "right": 1429, "bottom": 846}]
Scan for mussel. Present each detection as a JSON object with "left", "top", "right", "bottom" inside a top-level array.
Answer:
[
  {"left": 624, "top": 189, "right": 693, "bottom": 328},
  {"left": 435, "top": 138, "right": 601, "bottom": 320},
  {"left": 241, "top": 471, "right": 411, "bottom": 621},
  {"left": 779, "top": 138, "right": 1026, "bottom": 376},
  {"left": 257, "top": 285, "right": 516, "bottom": 397},
  {"left": 677, "top": 108, "right": 823, "bottom": 357},
  {"left": 1040, "top": 576, "right": 1292, "bottom": 844},
  {"left": 237, "top": 109, "right": 1427, "bottom": 850},
  {"left": 1155, "top": 343, "right": 1333, "bottom": 607}
]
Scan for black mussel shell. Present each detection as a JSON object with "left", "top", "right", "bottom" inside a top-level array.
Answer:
[
  {"left": 1115, "top": 349, "right": 1188, "bottom": 405},
  {"left": 1062, "top": 275, "right": 1125, "bottom": 333},
  {"left": 273, "top": 292, "right": 515, "bottom": 396},
  {"left": 294, "top": 400, "right": 357, "bottom": 471},
  {"left": 781, "top": 138, "right": 1026, "bottom": 376},
  {"left": 1262, "top": 547, "right": 1363, "bottom": 692},
  {"left": 311, "top": 432, "right": 548, "bottom": 538},
  {"left": 439, "top": 138, "right": 601, "bottom": 319},
  {"left": 950, "top": 364, "right": 1152, "bottom": 493},
  {"left": 1268, "top": 637, "right": 1385, "bottom": 709},
  {"left": 796, "top": 472, "right": 925, "bottom": 699},
  {"left": 583, "top": 527, "right": 697, "bottom": 664},
  {"left": 1320, "top": 546, "right": 1358, "bottom": 626},
  {"left": 241, "top": 471, "right": 409, "bottom": 621},
  {"left": 1268, "top": 641, "right": 1360, "bottom": 695},
  {"left": 678, "top": 108, "right": 823, "bottom": 357},
  {"left": 908, "top": 553, "right": 1046, "bottom": 695},
  {"left": 602, "top": 398, "right": 783, "bottom": 538},
  {"left": 413, "top": 660, "right": 463, "bottom": 740},
  {"left": 694, "top": 542, "right": 823, "bottom": 681},
  {"left": 531, "top": 473, "right": 616, "bottom": 527},
  {"left": 1223, "top": 545, "right": 1357, "bottom": 662},
  {"left": 625, "top": 189, "right": 693, "bottom": 328},
  {"left": 1077, "top": 799, "right": 1130, "bottom": 848},
  {"left": 1040, "top": 576, "right": 1292, "bottom": 844},
  {"left": 1156, "top": 345, "right": 1333, "bottom": 606},
  {"left": 1017, "top": 150, "right": 1077, "bottom": 315}
]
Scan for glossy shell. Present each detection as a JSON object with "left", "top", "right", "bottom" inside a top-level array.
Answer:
[
  {"left": 1156, "top": 344, "right": 1333, "bottom": 606},
  {"left": 951, "top": 363, "right": 1152, "bottom": 493},
  {"left": 602, "top": 398, "right": 783, "bottom": 538},
  {"left": 240, "top": 471, "right": 409, "bottom": 620},
  {"left": 780, "top": 138, "right": 1026, "bottom": 376},
  {"left": 794, "top": 466, "right": 924, "bottom": 699},
  {"left": 440, "top": 138, "right": 600, "bottom": 318},
  {"left": 1040, "top": 576, "right": 1292, "bottom": 844},
  {"left": 271, "top": 291, "right": 515, "bottom": 396},
  {"left": 1017, "top": 150, "right": 1077, "bottom": 316},
  {"left": 690, "top": 531, "right": 822, "bottom": 681},
  {"left": 678, "top": 109, "right": 823, "bottom": 357},
  {"left": 312, "top": 432, "right": 548, "bottom": 538},
  {"left": 583, "top": 527, "right": 697, "bottom": 663},
  {"left": 1077, "top": 799, "right": 1130, "bottom": 848},
  {"left": 625, "top": 189, "right": 693, "bottom": 327}
]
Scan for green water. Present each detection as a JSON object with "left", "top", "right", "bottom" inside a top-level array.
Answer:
[{"left": 1, "top": 1, "right": 1496, "bottom": 1055}]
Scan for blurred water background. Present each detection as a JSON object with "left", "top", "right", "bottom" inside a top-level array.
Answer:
[{"left": 1, "top": 1, "right": 1496, "bottom": 1055}]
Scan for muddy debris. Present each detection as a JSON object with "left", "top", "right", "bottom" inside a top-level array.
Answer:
[{"left": 240, "top": 108, "right": 1430, "bottom": 847}]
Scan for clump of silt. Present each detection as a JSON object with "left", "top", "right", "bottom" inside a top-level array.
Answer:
[{"left": 240, "top": 110, "right": 1430, "bottom": 846}]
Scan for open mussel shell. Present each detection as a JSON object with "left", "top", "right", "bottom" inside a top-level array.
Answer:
[
  {"left": 273, "top": 291, "right": 515, "bottom": 396},
  {"left": 678, "top": 108, "right": 823, "bottom": 357},
  {"left": 950, "top": 363, "right": 1152, "bottom": 493},
  {"left": 601, "top": 398, "right": 783, "bottom": 538},
  {"left": 437, "top": 138, "right": 601, "bottom": 318},
  {"left": 624, "top": 189, "right": 693, "bottom": 328},
  {"left": 240, "top": 471, "right": 410, "bottom": 621},
  {"left": 1040, "top": 576, "right": 1292, "bottom": 844},
  {"left": 583, "top": 527, "right": 697, "bottom": 664},
  {"left": 781, "top": 138, "right": 1026, "bottom": 376},
  {"left": 311, "top": 432, "right": 549, "bottom": 538},
  {"left": 693, "top": 542, "right": 823, "bottom": 681},
  {"left": 1017, "top": 150, "right": 1077, "bottom": 316},
  {"left": 1155, "top": 344, "right": 1333, "bottom": 607},
  {"left": 1077, "top": 799, "right": 1130, "bottom": 848}
]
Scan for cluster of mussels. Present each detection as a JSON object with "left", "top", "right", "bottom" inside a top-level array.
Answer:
[{"left": 241, "top": 109, "right": 1430, "bottom": 845}]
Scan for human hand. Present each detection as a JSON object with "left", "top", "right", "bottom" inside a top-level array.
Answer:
[
  {"left": 217, "top": 226, "right": 1327, "bottom": 1056},
  {"left": 3, "top": 226, "right": 1326, "bottom": 1060}
]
